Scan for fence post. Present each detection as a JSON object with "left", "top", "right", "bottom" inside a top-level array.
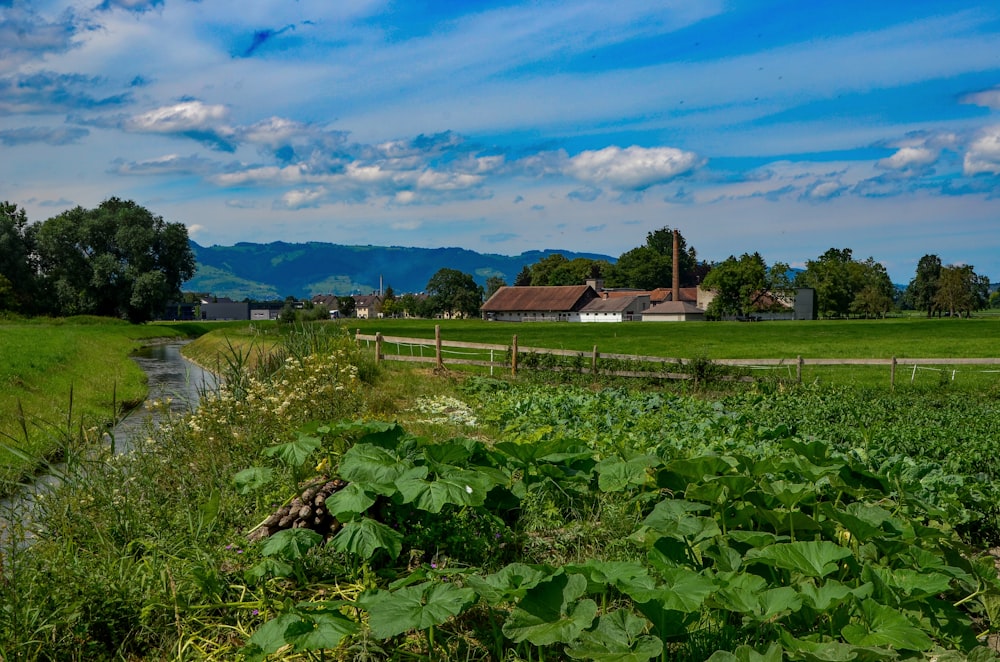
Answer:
[
  {"left": 592, "top": 345, "right": 599, "bottom": 374},
  {"left": 435, "top": 324, "right": 443, "bottom": 369},
  {"left": 511, "top": 335, "right": 518, "bottom": 377},
  {"left": 375, "top": 332, "right": 383, "bottom": 365},
  {"left": 891, "top": 356, "right": 897, "bottom": 390},
  {"left": 797, "top": 356, "right": 803, "bottom": 384}
]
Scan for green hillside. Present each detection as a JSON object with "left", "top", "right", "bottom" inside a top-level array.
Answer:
[{"left": 184, "top": 241, "right": 615, "bottom": 299}]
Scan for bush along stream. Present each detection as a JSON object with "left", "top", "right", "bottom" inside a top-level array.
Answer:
[{"left": 3, "top": 325, "right": 1000, "bottom": 660}]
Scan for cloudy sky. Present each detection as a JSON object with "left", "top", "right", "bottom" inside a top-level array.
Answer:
[{"left": 2, "top": 0, "right": 999, "bottom": 283}]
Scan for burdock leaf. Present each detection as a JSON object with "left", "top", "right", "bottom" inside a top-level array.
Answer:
[
  {"left": 325, "top": 482, "right": 376, "bottom": 519},
  {"left": 330, "top": 517, "right": 403, "bottom": 560},
  {"left": 565, "top": 609, "right": 663, "bottom": 661},
  {"left": 841, "top": 601, "right": 933, "bottom": 651},
  {"left": 467, "top": 563, "right": 555, "bottom": 605},
  {"left": 357, "top": 581, "right": 476, "bottom": 639},
  {"left": 502, "top": 572, "right": 598, "bottom": 645},
  {"left": 261, "top": 528, "right": 323, "bottom": 561},
  {"left": 337, "top": 443, "right": 409, "bottom": 495},
  {"left": 264, "top": 432, "right": 322, "bottom": 468},
  {"left": 745, "top": 541, "right": 852, "bottom": 578}
]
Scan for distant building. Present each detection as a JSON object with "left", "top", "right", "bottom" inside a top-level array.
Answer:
[{"left": 480, "top": 285, "right": 599, "bottom": 322}]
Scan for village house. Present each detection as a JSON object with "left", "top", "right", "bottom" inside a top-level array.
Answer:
[{"left": 353, "top": 294, "right": 383, "bottom": 319}]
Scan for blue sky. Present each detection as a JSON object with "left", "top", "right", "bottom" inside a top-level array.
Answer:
[{"left": 2, "top": 0, "right": 999, "bottom": 283}]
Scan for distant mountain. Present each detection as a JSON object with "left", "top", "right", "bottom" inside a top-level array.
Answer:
[{"left": 185, "top": 241, "right": 617, "bottom": 300}]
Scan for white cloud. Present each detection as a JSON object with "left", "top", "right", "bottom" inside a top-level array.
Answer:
[
  {"left": 279, "top": 187, "right": 327, "bottom": 209},
  {"left": 125, "top": 101, "right": 229, "bottom": 132},
  {"left": 565, "top": 145, "right": 702, "bottom": 190},
  {"left": 876, "top": 146, "right": 937, "bottom": 171},
  {"left": 964, "top": 126, "right": 1000, "bottom": 175},
  {"left": 961, "top": 87, "right": 1000, "bottom": 110}
]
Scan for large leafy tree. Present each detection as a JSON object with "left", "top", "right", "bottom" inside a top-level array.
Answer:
[
  {"left": 527, "top": 254, "right": 609, "bottom": 286},
  {"left": 700, "top": 252, "right": 792, "bottom": 319},
  {"left": 905, "top": 254, "right": 942, "bottom": 317},
  {"left": 848, "top": 258, "right": 896, "bottom": 319},
  {"left": 0, "top": 201, "right": 41, "bottom": 313},
  {"left": 605, "top": 226, "right": 700, "bottom": 290},
  {"left": 796, "top": 249, "right": 897, "bottom": 319},
  {"left": 933, "top": 264, "right": 989, "bottom": 318},
  {"left": 425, "top": 268, "right": 483, "bottom": 318},
  {"left": 35, "top": 198, "right": 196, "bottom": 322}
]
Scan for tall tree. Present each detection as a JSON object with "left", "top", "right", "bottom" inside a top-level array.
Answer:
[
  {"left": 605, "top": 226, "right": 700, "bottom": 290},
  {"left": 484, "top": 275, "right": 507, "bottom": 300},
  {"left": 933, "top": 264, "right": 988, "bottom": 318},
  {"left": 0, "top": 201, "right": 40, "bottom": 313},
  {"left": 701, "top": 252, "right": 792, "bottom": 319},
  {"left": 425, "top": 268, "right": 483, "bottom": 318},
  {"left": 905, "top": 254, "right": 942, "bottom": 317},
  {"left": 35, "top": 198, "right": 195, "bottom": 322},
  {"left": 513, "top": 266, "right": 532, "bottom": 287},
  {"left": 794, "top": 248, "right": 856, "bottom": 318},
  {"left": 848, "top": 258, "right": 896, "bottom": 318}
]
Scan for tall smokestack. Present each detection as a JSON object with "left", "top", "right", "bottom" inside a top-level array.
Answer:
[{"left": 672, "top": 229, "right": 680, "bottom": 303}]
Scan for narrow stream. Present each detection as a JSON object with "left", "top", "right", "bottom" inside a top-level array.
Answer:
[{"left": 1, "top": 342, "right": 217, "bottom": 543}]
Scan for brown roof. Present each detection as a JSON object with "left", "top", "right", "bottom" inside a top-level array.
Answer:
[
  {"left": 604, "top": 287, "right": 697, "bottom": 303},
  {"left": 579, "top": 296, "right": 642, "bottom": 313},
  {"left": 481, "top": 285, "right": 597, "bottom": 312}
]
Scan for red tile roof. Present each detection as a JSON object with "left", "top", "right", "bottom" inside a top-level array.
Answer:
[{"left": 481, "top": 285, "right": 597, "bottom": 312}]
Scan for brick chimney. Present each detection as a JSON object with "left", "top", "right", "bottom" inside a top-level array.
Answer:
[{"left": 672, "top": 229, "right": 680, "bottom": 303}]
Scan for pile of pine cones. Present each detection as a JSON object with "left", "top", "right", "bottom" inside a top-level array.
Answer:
[{"left": 247, "top": 477, "right": 347, "bottom": 542}]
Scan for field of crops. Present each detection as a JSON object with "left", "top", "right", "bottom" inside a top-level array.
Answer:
[{"left": 3, "top": 320, "right": 1000, "bottom": 660}]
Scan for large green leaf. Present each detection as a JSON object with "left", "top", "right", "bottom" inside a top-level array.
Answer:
[
  {"left": 863, "top": 566, "right": 954, "bottom": 603},
  {"left": 394, "top": 466, "right": 494, "bottom": 513},
  {"left": 502, "top": 572, "right": 598, "bottom": 645},
  {"left": 264, "top": 431, "right": 322, "bottom": 468},
  {"left": 642, "top": 498, "right": 720, "bottom": 543},
  {"left": 325, "top": 482, "right": 376, "bottom": 520},
  {"left": 624, "top": 566, "right": 715, "bottom": 613},
  {"left": 565, "top": 610, "right": 663, "bottom": 661},
  {"left": 337, "top": 443, "right": 410, "bottom": 495},
  {"left": 745, "top": 541, "right": 852, "bottom": 578},
  {"left": 244, "top": 611, "right": 359, "bottom": 660},
  {"left": 467, "top": 563, "right": 555, "bottom": 606},
  {"left": 596, "top": 455, "right": 656, "bottom": 492},
  {"left": 709, "top": 571, "right": 768, "bottom": 614},
  {"left": 282, "top": 612, "right": 360, "bottom": 652},
  {"left": 797, "top": 580, "right": 871, "bottom": 611},
  {"left": 261, "top": 528, "right": 323, "bottom": 561},
  {"left": 841, "top": 601, "right": 934, "bottom": 651},
  {"left": 330, "top": 517, "right": 403, "bottom": 560},
  {"left": 357, "top": 581, "right": 476, "bottom": 639}
]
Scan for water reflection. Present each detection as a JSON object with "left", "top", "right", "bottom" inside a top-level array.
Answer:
[{"left": 113, "top": 343, "right": 217, "bottom": 453}]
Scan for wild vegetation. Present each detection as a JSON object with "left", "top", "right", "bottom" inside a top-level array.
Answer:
[{"left": 2, "top": 319, "right": 1000, "bottom": 660}]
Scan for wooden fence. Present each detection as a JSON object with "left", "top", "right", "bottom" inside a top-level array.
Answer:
[{"left": 354, "top": 326, "right": 1000, "bottom": 387}]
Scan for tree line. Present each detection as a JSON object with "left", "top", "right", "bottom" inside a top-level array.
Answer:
[
  {"left": 0, "top": 200, "right": 195, "bottom": 323},
  {"left": 493, "top": 226, "right": 995, "bottom": 320}
]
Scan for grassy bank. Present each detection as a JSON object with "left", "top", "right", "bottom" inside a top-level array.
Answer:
[{"left": 0, "top": 317, "right": 217, "bottom": 486}]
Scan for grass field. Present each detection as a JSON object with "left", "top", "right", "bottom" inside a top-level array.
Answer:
[{"left": 339, "top": 316, "right": 1000, "bottom": 390}]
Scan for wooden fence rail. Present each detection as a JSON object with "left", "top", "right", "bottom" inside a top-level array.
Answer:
[{"left": 355, "top": 327, "right": 1000, "bottom": 387}]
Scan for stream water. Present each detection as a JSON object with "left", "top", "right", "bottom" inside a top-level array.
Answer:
[{"left": 1, "top": 342, "right": 217, "bottom": 542}]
